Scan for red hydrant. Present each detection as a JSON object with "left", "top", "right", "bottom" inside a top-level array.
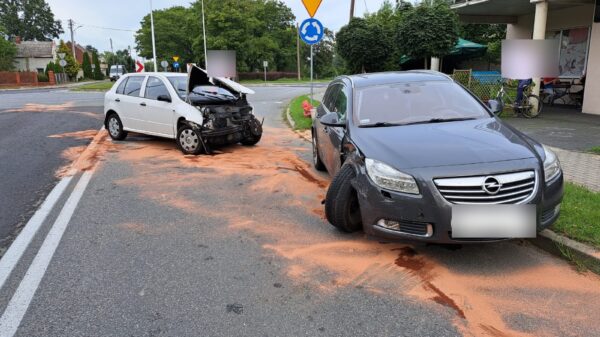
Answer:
[{"left": 302, "top": 100, "right": 313, "bottom": 118}]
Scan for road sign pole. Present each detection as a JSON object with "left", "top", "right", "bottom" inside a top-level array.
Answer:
[
  {"left": 310, "top": 44, "right": 314, "bottom": 103},
  {"left": 264, "top": 65, "right": 267, "bottom": 84}
]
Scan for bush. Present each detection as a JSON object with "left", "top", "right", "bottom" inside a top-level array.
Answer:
[{"left": 37, "top": 73, "right": 49, "bottom": 82}]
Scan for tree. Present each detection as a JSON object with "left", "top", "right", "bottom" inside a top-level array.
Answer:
[
  {"left": 0, "top": 0, "right": 63, "bottom": 41},
  {"left": 103, "top": 50, "right": 135, "bottom": 73},
  {"left": 81, "top": 52, "right": 92, "bottom": 79},
  {"left": 85, "top": 45, "right": 98, "bottom": 55},
  {"left": 135, "top": 6, "right": 194, "bottom": 65},
  {"left": 0, "top": 37, "right": 16, "bottom": 71},
  {"left": 134, "top": 1, "right": 299, "bottom": 72},
  {"left": 300, "top": 29, "right": 337, "bottom": 79},
  {"left": 336, "top": 18, "right": 392, "bottom": 73},
  {"left": 397, "top": 0, "right": 459, "bottom": 68},
  {"left": 55, "top": 40, "right": 79, "bottom": 79},
  {"left": 92, "top": 52, "right": 103, "bottom": 80},
  {"left": 365, "top": 0, "right": 402, "bottom": 70}
]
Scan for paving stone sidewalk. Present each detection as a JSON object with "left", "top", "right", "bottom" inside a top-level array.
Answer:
[{"left": 550, "top": 147, "right": 600, "bottom": 192}]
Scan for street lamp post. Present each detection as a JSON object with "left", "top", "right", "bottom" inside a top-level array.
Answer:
[
  {"left": 149, "top": 0, "right": 158, "bottom": 72},
  {"left": 201, "top": 0, "right": 208, "bottom": 69}
]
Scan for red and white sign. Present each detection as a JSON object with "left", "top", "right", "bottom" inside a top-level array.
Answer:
[{"left": 136, "top": 60, "right": 145, "bottom": 73}]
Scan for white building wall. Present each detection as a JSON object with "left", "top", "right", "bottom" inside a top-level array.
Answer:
[
  {"left": 583, "top": 22, "right": 600, "bottom": 115},
  {"left": 14, "top": 58, "right": 53, "bottom": 72}
]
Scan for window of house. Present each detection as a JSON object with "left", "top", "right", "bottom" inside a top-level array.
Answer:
[{"left": 548, "top": 27, "right": 590, "bottom": 78}]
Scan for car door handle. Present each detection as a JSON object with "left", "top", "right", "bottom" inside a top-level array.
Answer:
[
  {"left": 115, "top": 98, "right": 120, "bottom": 102},
  {"left": 140, "top": 102, "right": 146, "bottom": 107}
]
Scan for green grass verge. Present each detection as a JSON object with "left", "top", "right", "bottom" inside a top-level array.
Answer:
[
  {"left": 552, "top": 182, "right": 600, "bottom": 249},
  {"left": 587, "top": 146, "right": 600, "bottom": 155},
  {"left": 288, "top": 95, "right": 320, "bottom": 130},
  {"left": 71, "top": 81, "right": 114, "bottom": 91}
]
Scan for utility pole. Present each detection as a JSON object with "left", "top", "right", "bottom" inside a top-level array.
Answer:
[
  {"left": 149, "top": 0, "right": 158, "bottom": 72},
  {"left": 296, "top": 23, "right": 301, "bottom": 81},
  {"left": 68, "top": 19, "right": 76, "bottom": 61},
  {"left": 201, "top": 0, "right": 208, "bottom": 69},
  {"left": 349, "top": 0, "right": 355, "bottom": 22},
  {"left": 110, "top": 38, "right": 114, "bottom": 53}
]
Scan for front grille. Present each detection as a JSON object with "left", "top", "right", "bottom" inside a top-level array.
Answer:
[
  {"left": 434, "top": 171, "right": 536, "bottom": 205},
  {"left": 398, "top": 221, "right": 431, "bottom": 236}
]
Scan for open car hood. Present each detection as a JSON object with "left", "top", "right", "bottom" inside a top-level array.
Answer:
[{"left": 187, "top": 65, "right": 255, "bottom": 96}]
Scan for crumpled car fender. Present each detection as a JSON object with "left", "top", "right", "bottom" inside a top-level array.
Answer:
[{"left": 176, "top": 102, "right": 204, "bottom": 127}]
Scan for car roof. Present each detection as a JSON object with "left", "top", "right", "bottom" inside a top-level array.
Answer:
[
  {"left": 341, "top": 71, "right": 453, "bottom": 89},
  {"left": 124, "top": 72, "right": 185, "bottom": 77}
]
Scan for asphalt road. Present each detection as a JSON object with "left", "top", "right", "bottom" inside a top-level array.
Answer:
[
  {"left": 0, "top": 89, "right": 104, "bottom": 253},
  {"left": 0, "top": 86, "right": 600, "bottom": 337}
]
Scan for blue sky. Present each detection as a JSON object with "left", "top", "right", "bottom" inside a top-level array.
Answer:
[{"left": 47, "top": 0, "right": 387, "bottom": 57}]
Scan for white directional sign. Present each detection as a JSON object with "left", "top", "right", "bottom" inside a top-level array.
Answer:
[{"left": 59, "top": 60, "right": 67, "bottom": 67}]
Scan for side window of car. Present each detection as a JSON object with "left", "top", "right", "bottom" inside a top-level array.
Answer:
[
  {"left": 116, "top": 78, "right": 128, "bottom": 95},
  {"left": 324, "top": 84, "right": 341, "bottom": 112},
  {"left": 145, "top": 77, "right": 170, "bottom": 101},
  {"left": 330, "top": 85, "right": 348, "bottom": 121},
  {"left": 124, "top": 76, "right": 144, "bottom": 97}
]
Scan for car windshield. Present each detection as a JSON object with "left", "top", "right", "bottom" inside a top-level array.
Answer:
[
  {"left": 354, "top": 81, "right": 490, "bottom": 127},
  {"left": 167, "top": 77, "right": 236, "bottom": 101}
]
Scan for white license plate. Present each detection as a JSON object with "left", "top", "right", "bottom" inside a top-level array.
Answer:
[{"left": 451, "top": 204, "right": 536, "bottom": 238}]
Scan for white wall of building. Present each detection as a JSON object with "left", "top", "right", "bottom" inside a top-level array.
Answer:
[
  {"left": 583, "top": 22, "right": 600, "bottom": 115},
  {"left": 14, "top": 58, "right": 53, "bottom": 72}
]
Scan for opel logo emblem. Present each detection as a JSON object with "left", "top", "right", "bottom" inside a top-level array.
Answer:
[{"left": 482, "top": 176, "right": 502, "bottom": 195}]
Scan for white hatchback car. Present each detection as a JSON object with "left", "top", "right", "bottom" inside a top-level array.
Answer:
[{"left": 103, "top": 66, "right": 263, "bottom": 155}]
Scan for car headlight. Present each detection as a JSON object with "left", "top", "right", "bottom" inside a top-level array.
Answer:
[
  {"left": 543, "top": 145, "right": 561, "bottom": 183},
  {"left": 365, "top": 158, "right": 419, "bottom": 194}
]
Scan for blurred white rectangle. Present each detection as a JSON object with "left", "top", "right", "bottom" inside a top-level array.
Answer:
[
  {"left": 451, "top": 204, "right": 536, "bottom": 238},
  {"left": 502, "top": 39, "right": 559, "bottom": 79},
  {"left": 206, "top": 50, "right": 236, "bottom": 78}
]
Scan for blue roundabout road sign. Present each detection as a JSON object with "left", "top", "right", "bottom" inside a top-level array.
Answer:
[{"left": 299, "top": 18, "right": 324, "bottom": 45}]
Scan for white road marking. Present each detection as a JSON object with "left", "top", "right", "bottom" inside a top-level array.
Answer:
[
  {"left": 0, "top": 171, "right": 93, "bottom": 337},
  {"left": 0, "top": 176, "right": 73, "bottom": 291}
]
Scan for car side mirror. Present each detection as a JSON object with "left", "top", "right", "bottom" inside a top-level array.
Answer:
[
  {"left": 157, "top": 94, "right": 172, "bottom": 103},
  {"left": 487, "top": 99, "right": 502, "bottom": 115},
  {"left": 319, "top": 112, "right": 345, "bottom": 128}
]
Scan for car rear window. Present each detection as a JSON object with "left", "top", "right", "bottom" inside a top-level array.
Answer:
[
  {"left": 354, "top": 81, "right": 490, "bottom": 126},
  {"left": 124, "top": 76, "right": 144, "bottom": 97}
]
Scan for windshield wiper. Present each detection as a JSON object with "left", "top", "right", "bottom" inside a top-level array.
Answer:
[
  {"left": 359, "top": 122, "right": 403, "bottom": 128},
  {"left": 402, "top": 117, "right": 477, "bottom": 126}
]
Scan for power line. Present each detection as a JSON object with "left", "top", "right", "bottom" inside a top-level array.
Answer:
[{"left": 62, "top": 20, "right": 135, "bottom": 32}]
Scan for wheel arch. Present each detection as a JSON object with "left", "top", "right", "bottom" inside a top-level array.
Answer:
[{"left": 104, "top": 110, "right": 118, "bottom": 128}]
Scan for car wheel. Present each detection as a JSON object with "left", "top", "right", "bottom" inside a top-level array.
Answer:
[
  {"left": 106, "top": 114, "right": 127, "bottom": 140},
  {"left": 241, "top": 117, "right": 263, "bottom": 146},
  {"left": 177, "top": 124, "right": 204, "bottom": 155},
  {"left": 325, "top": 164, "right": 362, "bottom": 232},
  {"left": 312, "top": 131, "right": 326, "bottom": 172}
]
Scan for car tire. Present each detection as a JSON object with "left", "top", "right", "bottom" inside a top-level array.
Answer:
[
  {"left": 312, "top": 131, "right": 326, "bottom": 171},
  {"left": 241, "top": 117, "right": 263, "bottom": 146},
  {"left": 177, "top": 124, "right": 204, "bottom": 155},
  {"left": 241, "top": 135, "right": 261, "bottom": 146},
  {"left": 325, "top": 164, "right": 362, "bottom": 233},
  {"left": 106, "top": 113, "right": 127, "bottom": 140}
]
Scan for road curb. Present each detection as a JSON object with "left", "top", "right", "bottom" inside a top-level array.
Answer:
[
  {"left": 530, "top": 229, "right": 600, "bottom": 275},
  {"left": 285, "top": 105, "right": 296, "bottom": 129}
]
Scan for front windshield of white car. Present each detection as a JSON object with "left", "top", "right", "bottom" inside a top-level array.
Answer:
[{"left": 354, "top": 81, "right": 491, "bottom": 127}]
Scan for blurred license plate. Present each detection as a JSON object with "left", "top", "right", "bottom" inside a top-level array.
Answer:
[{"left": 451, "top": 204, "right": 536, "bottom": 238}]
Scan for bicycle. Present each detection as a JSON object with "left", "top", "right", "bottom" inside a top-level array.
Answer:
[{"left": 494, "top": 80, "right": 542, "bottom": 118}]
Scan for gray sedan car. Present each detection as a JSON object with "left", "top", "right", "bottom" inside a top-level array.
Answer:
[{"left": 312, "top": 71, "right": 563, "bottom": 243}]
